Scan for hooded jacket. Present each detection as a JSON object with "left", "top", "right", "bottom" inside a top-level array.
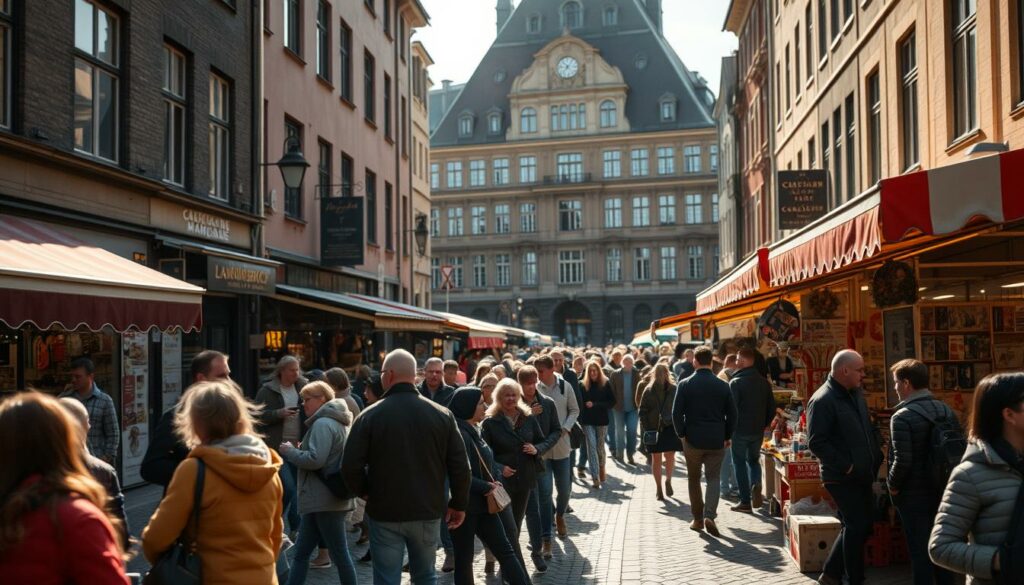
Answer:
[
  {"left": 807, "top": 376, "right": 883, "bottom": 484},
  {"left": 888, "top": 389, "right": 959, "bottom": 499},
  {"left": 281, "top": 399, "right": 355, "bottom": 515},
  {"left": 142, "top": 434, "right": 284, "bottom": 585},
  {"left": 930, "top": 439, "right": 1023, "bottom": 585},
  {"left": 255, "top": 376, "right": 309, "bottom": 449},
  {"left": 729, "top": 367, "right": 776, "bottom": 439}
]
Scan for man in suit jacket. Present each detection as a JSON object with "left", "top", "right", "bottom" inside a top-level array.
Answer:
[
  {"left": 672, "top": 345, "right": 737, "bottom": 537},
  {"left": 608, "top": 355, "right": 643, "bottom": 464}
]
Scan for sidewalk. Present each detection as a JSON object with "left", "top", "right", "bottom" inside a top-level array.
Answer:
[{"left": 125, "top": 454, "right": 914, "bottom": 584}]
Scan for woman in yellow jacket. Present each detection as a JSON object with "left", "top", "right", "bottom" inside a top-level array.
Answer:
[{"left": 143, "top": 380, "right": 284, "bottom": 584}]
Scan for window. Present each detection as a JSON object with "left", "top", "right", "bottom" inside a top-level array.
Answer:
[
  {"left": 806, "top": 2, "right": 814, "bottom": 79},
  {"left": 634, "top": 248, "right": 651, "bottom": 281},
  {"left": 866, "top": 71, "right": 881, "bottom": 184},
  {"left": 384, "top": 181, "right": 394, "bottom": 249},
  {"left": 845, "top": 92, "right": 856, "bottom": 199},
  {"left": 488, "top": 112, "right": 502, "bottom": 135},
  {"left": 430, "top": 208, "right": 440, "bottom": 237},
  {"left": 600, "top": 100, "right": 617, "bottom": 127},
  {"left": 0, "top": 1, "right": 9, "bottom": 128},
  {"left": 520, "top": 202, "right": 537, "bottom": 233},
  {"left": 364, "top": 51, "right": 375, "bottom": 122},
  {"left": 685, "top": 194, "right": 702, "bottom": 224},
  {"left": 785, "top": 43, "right": 791, "bottom": 110},
  {"left": 341, "top": 152, "right": 354, "bottom": 196},
  {"left": 658, "top": 194, "right": 675, "bottom": 225},
  {"left": 448, "top": 256, "right": 464, "bottom": 288},
  {"left": 550, "top": 103, "right": 586, "bottom": 131},
  {"left": 660, "top": 98, "right": 676, "bottom": 121},
  {"left": 710, "top": 145, "right": 718, "bottom": 172},
  {"left": 520, "top": 107, "right": 537, "bottom": 133},
  {"left": 603, "top": 150, "right": 621, "bottom": 178},
  {"left": 656, "top": 146, "right": 675, "bottom": 175},
  {"left": 843, "top": 0, "right": 853, "bottom": 23},
  {"left": 559, "top": 200, "right": 583, "bottom": 231},
  {"left": 631, "top": 148, "right": 649, "bottom": 176},
  {"left": 563, "top": 1, "right": 582, "bottom": 29},
  {"left": 712, "top": 245, "right": 720, "bottom": 276},
  {"left": 830, "top": 0, "right": 839, "bottom": 41},
  {"left": 794, "top": 27, "right": 801, "bottom": 95},
  {"left": 833, "top": 106, "right": 843, "bottom": 205},
  {"left": 284, "top": 0, "right": 301, "bottom": 54},
  {"left": 900, "top": 30, "right": 919, "bottom": 170},
  {"left": 447, "top": 207, "right": 464, "bottom": 236},
  {"left": 522, "top": 251, "right": 538, "bottom": 285},
  {"left": 472, "top": 255, "right": 486, "bottom": 288},
  {"left": 711, "top": 193, "right": 719, "bottom": 222},
  {"left": 383, "top": 74, "right": 392, "bottom": 138},
  {"left": 632, "top": 195, "right": 650, "bottom": 227},
  {"left": 952, "top": 0, "right": 977, "bottom": 138},
  {"left": 471, "top": 205, "right": 486, "bottom": 235},
  {"left": 558, "top": 250, "right": 584, "bottom": 284},
  {"left": 446, "top": 161, "right": 463, "bottom": 188},
  {"left": 817, "top": 0, "right": 827, "bottom": 60},
  {"left": 687, "top": 245, "right": 704, "bottom": 279},
  {"left": 607, "top": 305, "right": 624, "bottom": 341},
  {"left": 660, "top": 246, "right": 676, "bottom": 280},
  {"left": 207, "top": 75, "right": 231, "bottom": 200},
  {"left": 527, "top": 14, "right": 541, "bottom": 34},
  {"left": 74, "top": 0, "right": 119, "bottom": 161},
  {"left": 365, "top": 169, "right": 377, "bottom": 243},
  {"left": 431, "top": 257, "right": 441, "bottom": 289},
  {"left": 822, "top": 121, "right": 831, "bottom": 193},
  {"left": 496, "top": 254, "right": 510, "bottom": 286},
  {"left": 494, "top": 204, "right": 511, "bottom": 234},
  {"left": 430, "top": 162, "right": 439, "bottom": 189},
  {"left": 162, "top": 45, "right": 186, "bottom": 186},
  {"left": 339, "top": 20, "right": 352, "bottom": 100},
  {"left": 809, "top": 136, "right": 816, "bottom": 168},
  {"left": 603, "top": 5, "right": 617, "bottom": 26},
  {"left": 683, "top": 145, "right": 702, "bottom": 173},
  {"left": 519, "top": 156, "right": 537, "bottom": 183},
  {"left": 458, "top": 114, "right": 473, "bottom": 137},
  {"left": 469, "top": 159, "right": 486, "bottom": 187},
  {"left": 493, "top": 158, "right": 510, "bottom": 185},
  {"left": 604, "top": 197, "right": 623, "bottom": 228},
  {"left": 383, "top": 0, "right": 391, "bottom": 35},
  {"left": 316, "top": 1, "right": 330, "bottom": 79},
  {"left": 606, "top": 248, "right": 623, "bottom": 282},
  {"left": 317, "top": 140, "right": 331, "bottom": 200},
  {"left": 556, "top": 152, "right": 584, "bottom": 183}
]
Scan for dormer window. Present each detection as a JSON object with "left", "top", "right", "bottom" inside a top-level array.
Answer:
[
  {"left": 487, "top": 111, "right": 503, "bottom": 135},
  {"left": 458, "top": 113, "right": 474, "bottom": 137},
  {"left": 527, "top": 14, "right": 541, "bottom": 34},
  {"left": 599, "top": 100, "right": 617, "bottom": 127},
  {"left": 562, "top": 1, "right": 582, "bottom": 29},
  {"left": 659, "top": 95, "right": 677, "bottom": 122},
  {"left": 603, "top": 5, "right": 617, "bottom": 26}
]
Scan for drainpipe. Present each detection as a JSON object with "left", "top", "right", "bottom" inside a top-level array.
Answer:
[{"left": 766, "top": 0, "right": 779, "bottom": 245}]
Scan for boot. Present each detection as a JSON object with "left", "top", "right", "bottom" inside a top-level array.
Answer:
[
  {"left": 577, "top": 467, "right": 586, "bottom": 479},
  {"left": 484, "top": 548, "right": 496, "bottom": 573},
  {"left": 555, "top": 514, "right": 567, "bottom": 538},
  {"left": 752, "top": 484, "right": 764, "bottom": 509},
  {"left": 542, "top": 538, "right": 553, "bottom": 559},
  {"left": 592, "top": 478, "right": 601, "bottom": 489},
  {"left": 599, "top": 465, "right": 606, "bottom": 483}
]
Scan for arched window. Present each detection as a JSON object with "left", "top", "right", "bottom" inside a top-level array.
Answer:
[
  {"left": 458, "top": 114, "right": 474, "bottom": 137},
  {"left": 606, "top": 305, "right": 624, "bottom": 344},
  {"left": 488, "top": 112, "right": 502, "bottom": 135},
  {"left": 600, "top": 100, "right": 617, "bottom": 128},
  {"left": 520, "top": 107, "right": 537, "bottom": 133},
  {"left": 562, "top": 1, "right": 582, "bottom": 29},
  {"left": 603, "top": 5, "right": 618, "bottom": 26}
]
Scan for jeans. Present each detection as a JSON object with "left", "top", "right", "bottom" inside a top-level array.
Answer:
[
  {"left": 682, "top": 441, "right": 725, "bottom": 520},
  {"left": 611, "top": 409, "right": 639, "bottom": 459},
  {"left": 280, "top": 460, "right": 301, "bottom": 532},
  {"left": 526, "top": 457, "right": 571, "bottom": 543},
  {"left": 731, "top": 435, "right": 762, "bottom": 505},
  {"left": 719, "top": 447, "right": 736, "bottom": 492},
  {"left": 451, "top": 511, "right": 529, "bottom": 585},
  {"left": 367, "top": 516, "right": 440, "bottom": 585},
  {"left": 895, "top": 496, "right": 955, "bottom": 585},
  {"left": 822, "top": 481, "right": 874, "bottom": 585},
  {"left": 584, "top": 425, "right": 608, "bottom": 479},
  {"left": 287, "top": 510, "right": 357, "bottom": 585}
]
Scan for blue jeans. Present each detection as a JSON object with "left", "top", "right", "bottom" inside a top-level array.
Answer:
[
  {"left": 584, "top": 425, "right": 607, "bottom": 479},
  {"left": 367, "top": 516, "right": 440, "bottom": 585},
  {"left": 610, "top": 409, "right": 639, "bottom": 458},
  {"left": 895, "top": 496, "right": 955, "bottom": 585},
  {"left": 287, "top": 510, "right": 357, "bottom": 585},
  {"left": 718, "top": 447, "right": 736, "bottom": 492},
  {"left": 731, "top": 435, "right": 762, "bottom": 505},
  {"left": 526, "top": 457, "right": 571, "bottom": 543},
  {"left": 280, "top": 461, "right": 301, "bottom": 531}
]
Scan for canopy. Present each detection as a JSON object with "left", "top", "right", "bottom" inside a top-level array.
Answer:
[
  {"left": 0, "top": 216, "right": 204, "bottom": 332},
  {"left": 696, "top": 248, "right": 769, "bottom": 314},
  {"left": 276, "top": 286, "right": 449, "bottom": 332}
]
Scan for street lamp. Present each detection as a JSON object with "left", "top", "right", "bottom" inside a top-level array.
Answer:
[
  {"left": 413, "top": 214, "right": 429, "bottom": 256},
  {"left": 516, "top": 295, "right": 524, "bottom": 328},
  {"left": 268, "top": 136, "right": 310, "bottom": 190}
]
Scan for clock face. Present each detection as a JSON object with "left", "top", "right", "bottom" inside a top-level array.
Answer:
[{"left": 557, "top": 57, "right": 579, "bottom": 79}]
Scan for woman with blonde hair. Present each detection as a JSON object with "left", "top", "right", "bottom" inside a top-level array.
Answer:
[
  {"left": 143, "top": 380, "right": 283, "bottom": 584},
  {"left": 0, "top": 392, "right": 128, "bottom": 584},
  {"left": 481, "top": 379, "right": 546, "bottom": 573},
  {"left": 579, "top": 359, "right": 616, "bottom": 488},
  {"left": 638, "top": 363, "right": 683, "bottom": 500}
]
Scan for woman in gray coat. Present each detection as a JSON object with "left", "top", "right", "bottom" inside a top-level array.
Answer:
[
  {"left": 279, "top": 381, "right": 356, "bottom": 585},
  {"left": 930, "top": 373, "right": 1024, "bottom": 585}
]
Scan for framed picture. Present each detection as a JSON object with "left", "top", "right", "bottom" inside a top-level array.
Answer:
[{"left": 883, "top": 307, "right": 917, "bottom": 406}]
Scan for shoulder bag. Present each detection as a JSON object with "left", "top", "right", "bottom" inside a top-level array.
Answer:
[
  {"left": 642, "top": 387, "right": 670, "bottom": 447},
  {"left": 144, "top": 459, "right": 205, "bottom": 585},
  {"left": 559, "top": 377, "right": 586, "bottom": 449},
  {"left": 471, "top": 442, "right": 511, "bottom": 514}
]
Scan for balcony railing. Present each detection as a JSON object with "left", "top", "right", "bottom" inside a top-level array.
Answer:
[{"left": 543, "top": 172, "right": 592, "bottom": 185}]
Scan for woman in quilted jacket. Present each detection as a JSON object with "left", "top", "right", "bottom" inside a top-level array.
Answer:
[{"left": 930, "top": 372, "right": 1024, "bottom": 585}]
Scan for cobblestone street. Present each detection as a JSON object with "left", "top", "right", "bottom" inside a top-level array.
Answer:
[{"left": 126, "top": 454, "right": 912, "bottom": 584}]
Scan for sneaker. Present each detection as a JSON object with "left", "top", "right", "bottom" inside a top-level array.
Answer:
[
  {"left": 442, "top": 552, "right": 455, "bottom": 573},
  {"left": 731, "top": 503, "right": 753, "bottom": 513},
  {"left": 309, "top": 549, "right": 331, "bottom": 569},
  {"left": 704, "top": 519, "right": 721, "bottom": 537},
  {"left": 531, "top": 552, "right": 548, "bottom": 573}
]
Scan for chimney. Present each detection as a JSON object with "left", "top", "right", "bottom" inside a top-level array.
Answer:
[
  {"left": 645, "top": 0, "right": 662, "bottom": 35},
  {"left": 496, "top": 0, "right": 513, "bottom": 35}
]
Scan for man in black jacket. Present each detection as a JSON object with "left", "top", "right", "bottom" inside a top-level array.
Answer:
[
  {"left": 140, "top": 350, "right": 230, "bottom": 490},
  {"left": 420, "top": 357, "right": 456, "bottom": 406},
  {"left": 672, "top": 345, "right": 737, "bottom": 537},
  {"left": 342, "top": 348, "right": 471, "bottom": 584},
  {"left": 887, "top": 359, "right": 957, "bottom": 585},
  {"left": 520, "top": 365, "right": 561, "bottom": 568},
  {"left": 729, "top": 348, "right": 777, "bottom": 513},
  {"left": 807, "top": 350, "right": 883, "bottom": 585}
]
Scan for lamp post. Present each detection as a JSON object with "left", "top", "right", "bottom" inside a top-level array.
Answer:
[
  {"left": 516, "top": 295, "right": 523, "bottom": 328},
  {"left": 405, "top": 214, "right": 430, "bottom": 307},
  {"left": 267, "top": 136, "right": 310, "bottom": 191}
]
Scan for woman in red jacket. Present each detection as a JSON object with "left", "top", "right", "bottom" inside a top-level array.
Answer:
[{"left": 0, "top": 392, "right": 128, "bottom": 585}]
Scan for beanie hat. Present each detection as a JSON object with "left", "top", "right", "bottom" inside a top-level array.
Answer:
[{"left": 448, "top": 386, "right": 483, "bottom": 420}]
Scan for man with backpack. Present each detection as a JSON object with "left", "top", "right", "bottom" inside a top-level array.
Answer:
[
  {"left": 888, "top": 359, "right": 961, "bottom": 585},
  {"left": 535, "top": 355, "right": 581, "bottom": 540}
]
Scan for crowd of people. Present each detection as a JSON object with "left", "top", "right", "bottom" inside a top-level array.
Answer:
[{"left": 0, "top": 341, "right": 1022, "bottom": 585}]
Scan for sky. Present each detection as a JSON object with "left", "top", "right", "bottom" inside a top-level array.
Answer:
[{"left": 414, "top": 0, "right": 738, "bottom": 95}]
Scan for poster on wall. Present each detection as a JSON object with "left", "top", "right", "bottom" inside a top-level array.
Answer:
[
  {"left": 758, "top": 300, "right": 801, "bottom": 342},
  {"left": 121, "top": 331, "right": 150, "bottom": 487},
  {"left": 161, "top": 330, "right": 183, "bottom": 413},
  {"left": 883, "top": 307, "right": 917, "bottom": 407}
]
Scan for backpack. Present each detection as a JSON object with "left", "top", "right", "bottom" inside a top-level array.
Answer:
[{"left": 905, "top": 401, "right": 967, "bottom": 491}]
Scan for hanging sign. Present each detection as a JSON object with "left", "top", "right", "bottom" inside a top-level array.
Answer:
[
  {"left": 321, "top": 197, "right": 365, "bottom": 267},
  {"left": 778, "top": 170, "right": 829, "bottom": 230},
  {"left": 758, "top": 300, "right": 802, "bottom": 342}
]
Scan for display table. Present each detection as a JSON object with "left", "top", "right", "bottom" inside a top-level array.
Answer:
[{"left": 770, "top": 454, "right": 831, "bottom": 514}]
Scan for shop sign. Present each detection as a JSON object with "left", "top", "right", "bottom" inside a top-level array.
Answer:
[
  {"left": 786, "top": 461, "right": 820, "bottom": 481},
  {"left": 778, "top": 170, "right": 828, "bottom": 230},
  {"left": 321, "top": 197, "right": 365, "bottom": 267},
  {"left": 758, "top": 300, "right": 801, "bottom": 342},
  {"left": 150, "top": 199, "right": 250, "bottom": 248},
  {"left": 207, "top": 256, "right": 276, "bottom": 295}
]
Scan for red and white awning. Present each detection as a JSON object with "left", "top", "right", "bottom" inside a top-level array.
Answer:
[
  {"left": 695, "top": 248, "right": 769, "bottom": 315},
  {"left": 880, "top": 148, "right": 1024, "bottom": 242}
]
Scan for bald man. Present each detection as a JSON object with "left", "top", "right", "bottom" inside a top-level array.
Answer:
[
  {"left": 806, "top": 350, "right": 883, "bottom": 585},
  {"left": 341, "top": 349, "right": 471, "bottom": 584}
]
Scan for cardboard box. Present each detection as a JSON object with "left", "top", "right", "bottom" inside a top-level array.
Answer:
[{"left": 788, "top": 515, "right": 842, "bottom": 573}]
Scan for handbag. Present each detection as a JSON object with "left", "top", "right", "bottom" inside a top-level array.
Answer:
[
  {"left": 472, "top": 443, "right": 511, "bottom": 514},
  {"left": 317, "top": 462, "right": 355, "bottom": 500},
  {"left": 643, "top": 430, "right": 660, "bottom": 446},
  {"left": 144, "top": 459, "right": 205, "bottom": 585},
  {"left": 569, "top": 422, "right": 585, "bottom": 449},
  {"left": 641, "top": 386, "right": 671, "bottom": 448}
]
